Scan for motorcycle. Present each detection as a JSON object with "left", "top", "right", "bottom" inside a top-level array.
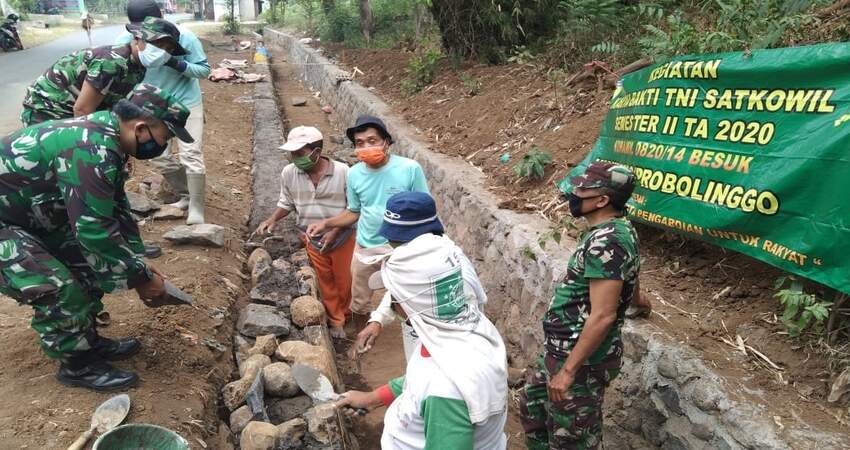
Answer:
[{"left": 1, "top": 14, "right": 24, "bottom": 52}]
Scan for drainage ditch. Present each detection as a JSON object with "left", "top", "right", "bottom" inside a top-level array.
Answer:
[{"left": 261, "top": 28, "right": 850, "bottom": 450}]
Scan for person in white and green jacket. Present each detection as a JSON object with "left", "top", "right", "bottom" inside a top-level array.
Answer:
[{"left": 335, "top": 208, "right": 508, "bottom": 450}]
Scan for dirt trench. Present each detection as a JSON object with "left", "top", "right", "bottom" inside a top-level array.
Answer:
[{"left": 0, "top": 36, "right": 256, "bottom": 448}]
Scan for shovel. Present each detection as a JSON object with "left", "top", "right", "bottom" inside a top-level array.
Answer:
[
  {"left": 292, "top": 363, "right": 367, "bottom": 416},
  {"left": 67, "top": 394, "right": 131, "bottom": 450}
]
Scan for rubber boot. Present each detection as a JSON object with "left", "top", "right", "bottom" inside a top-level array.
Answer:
[
  {"left": 162, "top": 168, "right": 189, "bottom": 210},
  {"left": 186, "top": 173, "right": 205, "bottom": 225}
]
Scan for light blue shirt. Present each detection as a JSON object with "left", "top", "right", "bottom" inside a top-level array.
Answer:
[
  {"left": 347, "top": 155, "right": 430, "bottom": 248},
  {"left": 115, "top": 25, "right": 210, "bottom": 107}
]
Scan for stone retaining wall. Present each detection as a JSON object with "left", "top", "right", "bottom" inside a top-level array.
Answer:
[{"left": 263, "top": 29, "right": 850, "bottom": 450}]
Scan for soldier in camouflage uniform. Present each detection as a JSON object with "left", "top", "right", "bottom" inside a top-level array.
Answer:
[
  {"left": 520, "top": 161, "right": 652, "bottom": 449},
  {"left": 0, "top": 83, "right": 194, "bottom": 391},
  {"left": 20, "top": 17, "right": 186, "bottom": 127}
]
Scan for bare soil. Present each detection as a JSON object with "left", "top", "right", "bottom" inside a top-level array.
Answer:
[
  {"left": 320, "top": 46, "right": 850, "bottom": 440},
  {"left": 0, "top": 36, "right": 256, "bottom": 449}
]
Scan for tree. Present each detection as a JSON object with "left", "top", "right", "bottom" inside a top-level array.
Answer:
[
  {"left": 359, "top": 0, "right": 374, "bottom": 43},
  {"left": 321, "top": 0, "right": 334, "bottom": 17}
]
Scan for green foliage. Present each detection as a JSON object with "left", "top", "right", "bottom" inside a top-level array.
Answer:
[
  {"left": 513, "top": 146, "right": 553, "bottom": 180},
  {"left": 402, "top": 48, "right": 442, "bottom": 94},
  {"left": 9, "top": 0, "right": 36, "bottom": 17},
  {"left": 460, "top": 72, "right": 481, "bottom": 96},
  {"left": 774, "top": 276, "right": 833, "bottom": 337},
  {"left": 222, "top": 14, "right": 242, "bottom": 35},
  {"left": 521, "top": 244, "right": 537, "bottom": 261},
  {"left": 591, "top": 41, "right": 621, "bottom": 54},
  {"left": 639, "top": 0, "right": 820, "bottom": 60},
  {"left": 506, "top": 45, "right": 535, "bottom": 64},
  {"left": 320, "top": 2, "right": 359, "bottom": 42}
]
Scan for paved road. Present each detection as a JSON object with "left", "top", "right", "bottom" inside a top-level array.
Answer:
[
  {"left": 0, "top": 14, "right": 194, "bottom": 135},
  {"left": 0, "top": 24, "right": 125, "bottom": 134}
]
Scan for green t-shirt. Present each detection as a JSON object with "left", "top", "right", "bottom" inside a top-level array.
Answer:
[{"left": 543, "top": 217, "right": 640, "bottom": 364}]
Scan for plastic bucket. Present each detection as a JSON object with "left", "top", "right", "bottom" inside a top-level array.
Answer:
[{"left": 93, "top": 423, "right": 190, "bottom": 450}]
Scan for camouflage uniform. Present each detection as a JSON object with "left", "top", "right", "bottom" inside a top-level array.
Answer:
[
  {"left": 0, "top": 84, "right": 191, "bottom": 362},
  {"left": 21, "top": 44, "right": 145, "bottom": 126},
  {"left": 520, "top": 163, "right": 640, "bottom": 450}
]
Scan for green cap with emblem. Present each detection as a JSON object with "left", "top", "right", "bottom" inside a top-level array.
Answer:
[
  {"left": 127, "top": 83, "right": 194, "bottom": 143},
  {"left": 127, "top": 17, "right": 187, "bottom": 56},
  {"left": 569, "top": 161, "right": 636, "bottom": 194}
]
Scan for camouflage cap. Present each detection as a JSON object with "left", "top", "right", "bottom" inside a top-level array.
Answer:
[
  {"left": 127, "top": 17, "right": 187, "bottom": 56},
  {"left": 127, "top": 83, "right": 194, "bottom": 143},
  {"left": 570, "top": 161, "right": 635, "bottom": 193}
]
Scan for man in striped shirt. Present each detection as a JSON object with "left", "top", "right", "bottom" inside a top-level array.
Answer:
[{"left": 256, "top": 126, "right": 355, "bottom": 338}]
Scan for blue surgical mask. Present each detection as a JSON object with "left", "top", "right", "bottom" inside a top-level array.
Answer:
[
  {"left": 139, "top": 43, "right": 169, "bottom": 68},
  {"left": 136, "top": 125, "right": 168, "bottom": 160}
]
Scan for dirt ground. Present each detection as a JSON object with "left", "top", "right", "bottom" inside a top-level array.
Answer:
[
  {"left": 319, "top": 46, "right": 850, "bottom": 440},
  {"left": 0, "top": 35, "right": 257, "bottom": 448}
]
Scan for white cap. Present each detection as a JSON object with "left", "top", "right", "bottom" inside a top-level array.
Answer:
[{"left": 279, "top": 126, "right": 323, "bottom": 151}]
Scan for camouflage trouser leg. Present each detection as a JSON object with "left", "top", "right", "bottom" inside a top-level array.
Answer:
[
  {"left": 0, "top": 227, "right": 98, "bottom": 361},
  {"left": 519, "top": 353, "right": 621, "bottom": 450},
  {"left": 41, "top": 226, "right": 105, "bottom": 316}
]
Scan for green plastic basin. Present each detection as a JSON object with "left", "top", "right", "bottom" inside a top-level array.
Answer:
[{"left": 93, "top": 423, "right": 190, "bottom": 450}]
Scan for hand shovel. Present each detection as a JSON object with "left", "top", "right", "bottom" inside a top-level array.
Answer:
[
  {"left": 67, "top": 394, "right": 130, "bottom": 450},
  {"left": 292, "top": 363, "right": 367, "bottom": 416}
]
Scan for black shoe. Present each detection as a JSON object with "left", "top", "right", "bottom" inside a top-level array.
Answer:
[
  {"left": 92, "top": 336, "right": 142, "bottom": 361},
  {"left": 144, "top": 244, "right": 162, "bottom": 258},
  {"left": 56, "top": 358, "right": 139, "bottom": 391}
]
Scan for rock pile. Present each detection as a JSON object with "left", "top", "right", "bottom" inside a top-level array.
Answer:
[{"left": 222, "top": 247, "right": 350, "bottom": 449}]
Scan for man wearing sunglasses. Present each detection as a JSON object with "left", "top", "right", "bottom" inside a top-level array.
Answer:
[{"left": 520, "top": 161, "right": 652, "bottom": 449}]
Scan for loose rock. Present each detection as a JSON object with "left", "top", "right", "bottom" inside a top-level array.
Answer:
[
  {"left": 163, "top": 224, "right": 225, "bottom": 247},
  {"left": 246, "top": 334, "right": 278, "bottom": 357},
  {"left": 268, "top": 395, "right": 313, "bottom": 424},
  {"left": 305, "top": 403, "right": 340, "bottom": 444},
  {"left": 291, "top": 97, "right": 308, "bottom": 106},
  {"left": 290, "top": 295, "right": 325, "bottom": 327},
  {"left": 240, "top": 421, "right": 280, "bottom": 450},
  {"left": 229, "top": 405, "right": 253, "bottom": 435},
  {"left": 275, "top": 341, "right": 334, "bottom": 382},
  {"left": 248, "top": 248, "right": 272, "bottom": 274},
  {"left": 126, "top": 191, "right": 160, "bottom": 214},
  {"left": 277, "top": 418, "right": 307, "bottom": 444},
  {"left": 239, "top": 354, "right": 272, "bottom": 378},
  {"left": 237, "top": 304, "right": 291, "bottom": 337},
  {"left": 828, "top": 367, "right": 850, "bottom": 404},
  {"left": 223, "top": 354, "right": 269, "bottom": 411},
  {"left": 152, "top": 205, "right": 186, "bottom": 220},
  {"left": 262, "top": 362, "right": 300, "bottom": 398}
]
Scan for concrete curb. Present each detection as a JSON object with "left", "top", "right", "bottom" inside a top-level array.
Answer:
[{"left": 263, "top": 28, "right": 850, "bottom": 450}]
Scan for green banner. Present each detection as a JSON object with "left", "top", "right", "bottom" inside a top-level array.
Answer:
[{"left": 560, "top": 42, "right": 850, "bottom": 295}]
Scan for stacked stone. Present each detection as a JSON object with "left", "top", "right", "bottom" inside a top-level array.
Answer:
[{"left": 222, "top": 247, "right": 352, "bottom": 450}]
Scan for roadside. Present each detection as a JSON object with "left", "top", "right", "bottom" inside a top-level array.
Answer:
[
  {"left": 0, "top": 31, "right": 255, "bottom": 448},
  {"left": 17, "top": 23, "right": 80, "bottom": 48}
]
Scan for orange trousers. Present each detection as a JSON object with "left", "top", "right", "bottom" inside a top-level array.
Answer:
[{"left": 303, "top": 233, "right": 355, "bottom": 327}]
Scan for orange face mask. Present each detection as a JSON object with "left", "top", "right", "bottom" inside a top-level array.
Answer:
[{"left": 356, "top": 146, "right": 386, "bottom": 166}]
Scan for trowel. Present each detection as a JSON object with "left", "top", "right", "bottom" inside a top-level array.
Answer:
[
  {"left": 67, "top": 394, "right": 131, "bottom": 450},
  {"left": 292, "top": 363, "right": 367, "bottom": 416}
]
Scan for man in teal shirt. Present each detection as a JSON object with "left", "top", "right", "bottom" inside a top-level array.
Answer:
[
  {"left": 116, "top": 0, "right": 211, "bottom": 227},
  {"left": 307, "top": 115, "right": 429, "bottom": 330}
]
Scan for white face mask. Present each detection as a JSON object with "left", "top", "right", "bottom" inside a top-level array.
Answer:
[{"left": 138, "top": 43, "right": 169, "bottom": 68}]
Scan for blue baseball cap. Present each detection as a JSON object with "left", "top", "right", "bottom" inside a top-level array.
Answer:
[{"left": 378, "top": 192, "right": 444, "bottom": 243}]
